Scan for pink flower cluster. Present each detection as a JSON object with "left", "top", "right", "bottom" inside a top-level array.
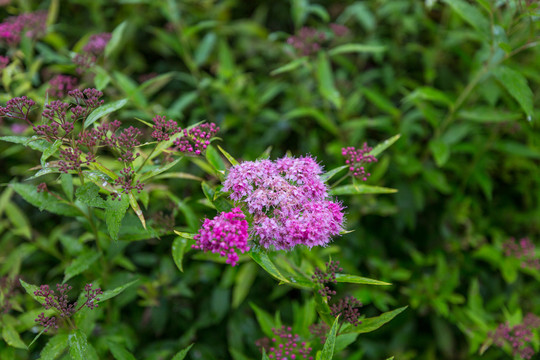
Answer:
[
  {"left": 0, "top": 55, "right": 9, "bottom": 70},
  {"left": 503, "top": 237, "right": 539, "bottom": 270},
  {"left": 256, "top": 326, "right": 313, "bottom": 360},
  {"left": 342, "top": 144, "right": 377, "bottom": 181},
  {"left": 287, "top": 27, "right": 326, "bottom": 56},
  {"left": 48, "top": 75, "right": 78, "bottom": 98},
  {"left": 490, "top": 313, "right": 540, "bottom": 359},
  {"left": 173, "top": 122, "right": 219, "bottom": 155},
  {"left": 193, "top": 207, "right": 249, "bottom": 266},
  {"left": 0, "top": 10, "right": 47, "bottom": 46},
  {"left": 223, "top": 156, "right": 344, "bottom": 250},
  {"left": 73, "top": 33, "right": 111, "bottom": 73}
]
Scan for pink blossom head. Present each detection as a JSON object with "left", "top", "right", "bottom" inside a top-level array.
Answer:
[
  {"left": 193, "top": 207, "right": 249, "bottom": 266},
  {"left": 48, "top": 75, "right": 78, "bottom": 98},
  {"left": 342, "top": 144, "right": 377, "bottom": 181}
]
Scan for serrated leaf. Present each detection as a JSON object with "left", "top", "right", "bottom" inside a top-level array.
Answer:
[
  {"left": 11, "top": 183, "right": 80, "bottom": 216},
  {"left": 249, "top": 250, "right": 289, "bottom": 284},
  {"left": 98, "top": 279, "right": 139, "bottom": 303},
  {"left": 68, "top": 330, "right": 98, "bottom": 360},
  {"left": 105, "top": 195, "right": 130, "bottom": 241},
  {"left": 232, "top": 262, "right": 257, "bottom": 308},
  {"left": 329, "top": 43, "right": 386, "bottom": 56},
  {"left": 329, "top": 184, "right": 397, "bottom": 195},
  {"left": 105, "top": 21, "right": 129, "bottom": 58},
  {"left": 2, "top": 324, "right": 27, "bottom": 349},
  {"left": 84, "top": 99, "right": 128, "bottom": 129},
  {"left": 492, "top": 66, "right": 534, "bottom": 118},
  {"left": 171, "top": 343, "right": 194, "bottom": 360},
  {"left": 316, "top": 52, "right": 341, "bottom": 108},
  {"left": 335, "top": 274, "right": 391, "bottom": 286},
  {"left": 75, "top": 182, "right": 106, "bottom": 208},
  {"left": 443, "top": 0, "right": 490, "bottom": 34},
  {"left": 320, "top": 316, "right": 339, "bottom": 360},
  {"left": 0, "top": 135, "right": 51, "bottom": 152},
  {"left": 368, "top": 134, "right": 401, "bottom": 157},
  {"left": 63, "top": 250, "right": 100, "bottom": 283},
  {"left": 41, "top": 139, "right": 62, "bottom": 166},
  {"left": 39, "top": 334, "right": 69, "bottom": 360},
  {"left": 341, "top": 306, "right": 408, "bottom": 334},
  {"left": 172, "top": 236, "right": 195, "bottom": 272}
]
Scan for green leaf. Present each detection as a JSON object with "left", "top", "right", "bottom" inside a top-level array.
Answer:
[
  {"left": 291, "top": 0, "right": 308, "bottom": 28},
  {"left": 362, "top": 88, "right": 400, "bottom": 117},
  {"left": 329, "top": 43, "right": 386, "bottom": 56},
  {"left": 93, "top": 67, "right": 111, "bottom": 90},
  {"left": 429, "top": 140, "right": 450, "bottom": 167},
  {"left": 261, "top": 348, "right": 270, "bottom": 360},
  {"left": 19, "top": 279, "right": 43, "bottom": 304},
  {"left": 217, "top": 145, "right": 239, "bottom": 166},
  {"left": 329, "top": 184, "right": 397, "bottom": 195},
  {"left": 5, "top": 202, "right": 32, "bottom": 239},
  {"left": 250, "top": 302, "right": 275, "bottom": 337},
  {"left": 60, "top": 174, "right": 73, "bottom": 201},
  {"left": 405, "top": 87, "right": 453, "bottom": 107},
  {"left": 173, "top": 231, "right": 195, "bottom": 239},
  {"left": 443, "top": 0, "right": 490, "bottom": 34},
  {"left": 41, "top": 139, "right": 62, "bottom": 166},
  {"left": 458, "top": 108, "right": 522, "bottom": 123},
  {"left": 0, "top": 135, "right": 51, "bottom": 152},
  {"left": 341, "top": 306, "right": 408, "bottom": 334},
  {"left": 2, "top": 324, "right": 26, "bottom": 349},
  {"left": 105, "top": 21, "right": 129, "bottom": 58},
  {"left": 11, "top": 183, "right": 80, "bottom": 217},
  {"left": 335, "top": 274, "right": 391, "bottom": 286},
  {"left": 68, "top": 330, "right": 98, "bottom": 360},
  {"left": 105, "top": 195, "right": 130, "bottom": 240},
  {"left": 320, "top": 316, "right": 339, "bottom": 360},
  {"left": 171, "top": 343, "right": 194, "bottom": 360},
  {"left": 492, "top": 66, "right": 534, "bottom": 118},
  {"left": 270, "top": 57, "right": 308, "bottom": 76},
  {"left": 205, "top": 144, "right": 226, "bottom": 172},
  {"left": 109, "top": 342, "right": 136, "bottom": 360},
  {"left": 97, "top": 279, "right": 139, "bottom": 304},
  {"left": 320, "top": 165, "right": 347, "bottom": 182},
  {"left": 194, "top": 32, "right": 217, "bottom": 66},
  {"left": 139, "top": 156, "right": 183, "bottom": 182},
  {"left": 232, "top": 262, "right": 257, "bottom": 308},
  {"left": 63, "top": 250, "right": 100, "bottom": 283},
  {"left": 285, "top": 107, "right": 339, "bottom": 135},
  {"left": 316, "top": 52, "right": 342, "bottom": 108},
  {"left": 75, "top": 183, "right": 106, "bottom": 208},
  {"left": 39, "top": 334, "right": 69, "bottom": 360},
  {"left": 114, "top": 72, "right": 147, "bottom": 107},
  {"left": 139, "top": 72, "right": 177, "bottom": 97},
  {"left": 84, "top": 99, "right": 128, "bottom": 129},
  {"left": 249, "top": 250, "right": 289, "bottom": 284},
  {"left": 368, "top": 134, "right": 401, "bottom": 157},
  {"left": 128, "top": 192, "right": 146, "bottom": 229},
  {"left": 172, "top": 236, "right": 195, "bottom": 272}
]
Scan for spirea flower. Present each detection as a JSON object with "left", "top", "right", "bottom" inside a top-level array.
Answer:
[
  {"left": 490, "top": 313, "right": 540, "bottom": 360},
  {"left": 173, "top": 122, "right": 219, "bottom": 155},
  {"left": 193, "top": 207, "right": 249, "bottom": 266},
  {"left": 0, "top": 10, "right": 47, "bottom": 46},
  {"left": 256, "top": 326, "right": 314, "bottom": 360},
  {"left": 48, "top": 75, "right": 78, "bottom": 98},
  {"left": 503, "top": 237, "right": 540, "bottom": 270},
  {"left": 73, "top": 33, "right": 111, "bottom": 73},
  {"left": 330, "top": 296, "right": 362, "bottom": 326},
  {"left": 151, "top": 115, "right": 180, "bottom": 142},
  {"left": 342, "top": 144, "right": 377, "bottom": 181},
  {"left": 287, "top": 27, "right": 326, "bottom": 56},
  {"left": 0, "top": 55, "right": 9, "bottom": 70},
  {"left": 223, "top": 156, "right": 345, "bottom": 250},
  {"left": 112, "top": 167, "right": 144, "bottom": 200},
  {"left": 312, "top": 260, "right": 343, "bottom": 300},
  {"left": 0, "top": 96, "right": 36, "bottom": 124}
]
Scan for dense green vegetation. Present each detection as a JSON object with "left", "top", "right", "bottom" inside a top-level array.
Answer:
[{"left": 0, "top": 0, "right": 539, "bottom": 359}]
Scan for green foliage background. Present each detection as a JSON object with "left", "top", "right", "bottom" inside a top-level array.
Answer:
[{"left": 0, "top": 0, "right": 539, "bottom": 359}]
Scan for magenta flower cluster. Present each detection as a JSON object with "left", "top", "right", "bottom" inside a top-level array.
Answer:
[
  {"left": 342, "top": 144, "right": 377, "bottom": 181},
  {"left": 490, "top": 313, "right": 540, "bottom": 359},
  {"left": 193, "top": 207, "right": 249, "bottom": 266},
  {"left": 34, "top": 283, "right": 103, "bottom": 332},
  {"left": 503, "top": 237, "right": 539, "bottom": 270},
  {"left": 223, "top": 156, "right": 344, "bottom": 250},
  {"left": 287, "top": 27, "right": 326, "bottom": 56},
  {"left": 256, "top": 326, "right": 313, "bottom": 360},
  {"left": 312, "top": 260, "right": 343, "bottom": 300},
  {"left": 0, "top": 10, "right": 47, "bottom": 46},
  {"left": 0, "top": 55, "right": 9, "bottom": 69},
  {"left": 330, "top": 296, "right": 363, "bottom": 327},
  {"left": 73, "top": 33, "right": 111, "bottom": 73},
  {"left": 48, "top": 75, "right": 78, "bottom": 98}
]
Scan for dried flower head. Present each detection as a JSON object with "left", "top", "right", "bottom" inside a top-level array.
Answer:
[
  {"left": 256, "top": 326, "right": 314, "bottom": 360},
  {"left": 341, "top": 144, "right": 377, "bottom": 181},
  {"left": 490, "top": 313, "right": 540, "bottom": 360},
  {"left": 223, "top": 156, "right": 345, "bottom": 250},
  {"left": 312, "top": 260, "right": 343, "bottom": 300},
  {"left": 193, "top": 207, "right": 249, "bottom": 266},
  {"left": 330, "top": 296, "right": 362, "bottom": 327}
]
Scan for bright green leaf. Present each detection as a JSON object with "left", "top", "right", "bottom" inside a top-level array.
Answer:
[{"left": 84, "top": 99, "right": 128, "bottom": 129}]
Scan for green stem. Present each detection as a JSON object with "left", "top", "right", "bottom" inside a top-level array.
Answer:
[{"left": 331, "top": 174, "right": 349, "bottom": 188}]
